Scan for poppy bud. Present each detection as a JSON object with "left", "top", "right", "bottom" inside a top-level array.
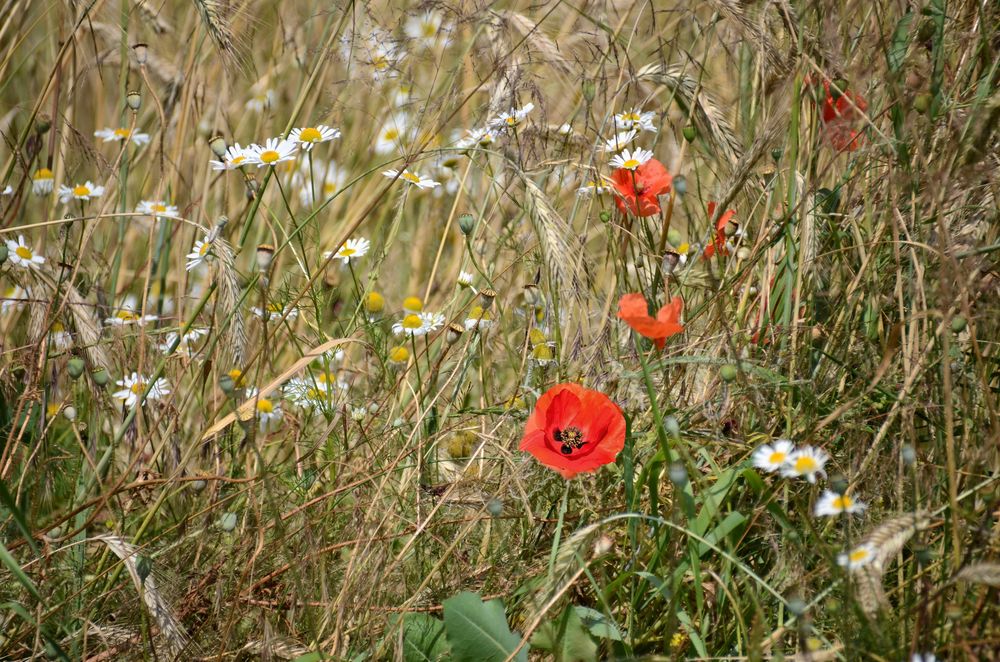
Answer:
[
  {"left": 581, "top": 78, "right": 596, "bottom": 103},
  {"left": 458, "top": 213, "right": 475, "bottom": 235},
  {"left": 599, "top": 210, "right": 611, "bottom": 223},
  {"left": 132, "top": 43, "right": 149, "bottom": 66},
  {"left": 255, "top": 244, "right": 275, "bottom": 273},
  {"left": 35, "top": 116, "right": 52, "bottom": 134},
  {"left": 672, "top": 175, "right": 687, "bottom": 196},
  {"left": 720, "top": 364, "right": 738, "bottom": 382},
  {"left": 67, "top": 358, "right": 86, "bottom": 379},
  {"left": 682, "top": 125, "right": 697, "bottom": 142},
  {"left": 950, "top": 315, "right": 967, "bottom": 333},
  {"left": 91, "top": 368, "right": 110, "bottom": 386},
  {"left": 479, "top": 288, "right": 496, "bottom": 310},
  {"left": 771, "top": 148, "right": 783, "bottom": 162},
  {"left": 830, "top": 78, "right": 849, "bottom": 100},
  {"left": 913, "top": 93, "right": 932, "bottom": 114},
  {"left": 446, "top": 322, "right": 464, "bottom": 344},
  {"left": 219, "top": 512, "right": 237, "bottom": 532},
  {"left": 208, "top": 135, "right": 228, "bottom": 158},
  {"left": 126, "top": 90, "right": 141, "bottom": 111},
  {"left": 592, "top": 535, "right": 614, "bottom": 556}
]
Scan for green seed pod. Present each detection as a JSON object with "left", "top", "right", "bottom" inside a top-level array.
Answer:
[
  {"left": 219, "top": 512, "right": 238, "bottom": 532},
  {"left": 126, "top": 90, "right": 141, "bottom": 111},
  {"left": 486, "top": 498, "right": 503, "bottom": 517},
  {"left": 598, "top": 210, "right": 611, "bottom": 223},
  {"left": 91, "top": 367, "right": 110, "bottom": 386},
  {"left": 681, "top": 125, "right": 697, "bottom": 142},
  {"left": 913, "top": 93, "right": 933, "bottom": 114},
  {"left": 770, "top": 148, "right": 782, "bottom": 162},
  {"left": 458, "top": 213, "right": 475, "bottom": 236},
  {"left": 581, "top": 79, "right": 596, "bottom": 103},
  {"left": 720, "top": 364, "right": 738, "bottom": 382},
  {"left": 666, "top": 228, "right": 683, "bottom": 246},
  {"left": 67, "top": 357, "right": 86, "bottom": 379},
  {"left": 950, "top": 315, "right": 967, "bottom": 333}
]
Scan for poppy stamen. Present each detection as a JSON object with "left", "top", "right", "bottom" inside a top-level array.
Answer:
[{"left": 554, "top": 426, "right": 586, "bottom": 455}]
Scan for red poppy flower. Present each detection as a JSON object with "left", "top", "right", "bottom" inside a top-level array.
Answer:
[
  {"left": 617, "top": 292, "right": 684, "bottom": 349},
  {"left": 817, "top": 80, "right": 867, "bottom": 152},
  {"left": 609, "top": 158, "right": 672, "bottom": 217},
  {"left": 703, "top": 201, "right": 736, "bottom": 258},
  {"left": 519, "top": 383, "right": 626, "bottom": 479}
]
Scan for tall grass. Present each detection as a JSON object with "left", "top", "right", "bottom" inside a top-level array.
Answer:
[{"left": 0, "top": 0, "right": 997, "bottom": 659}]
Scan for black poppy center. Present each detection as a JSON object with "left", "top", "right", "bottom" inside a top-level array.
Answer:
[{"left": 553, "top": 426, "right": 586, "bottom": 455}]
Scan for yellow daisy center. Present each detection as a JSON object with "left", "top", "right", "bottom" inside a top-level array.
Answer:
[
  {"left": 678, "top": 242, "right": 690, "bottom": 253},
  {"left": 51, "top": 322, "right": 64, "bottom": 332},
  {"left": 403, "top": 297, "right": 423, "bottom": 312},
  {"left": 421, "top": 22, "right": 437, "bottom": 37},
  {"left": 366, "top": 292, "right": 385, "bottom": 313},
  {"left": 388, "top": 346, "right": 409, "bottom": 362},
  {"left": 383, "top": 129, "right": 399, "bottom": 141},
  {"left": 323, "top": 182, "right": 337, "bottom": 194},
  {"left": 316, "top": 373, "right": 331, "bottom": 384},
  {"left": 259, "top": 150, "right": 280, "bottom": 164},
  {"left": 113, "top": 128, "right": 131, "bottom": 139},
  {"left": 227, "top": 368, "right": 244, "bottom": 386},
  {"left": 532, "top": 344, "right": 553, "bottom": 361},
  {"left": 373, "top": 56, "right": 389, "bottom": 70},
  {"left": 505, "top": 116, "right": 517, "bottom": 125},
  {"left": 299, "top": 127, "right": 322, "bottom": 142},
  {"left": 768, "top": 451, "right": 787, "bottom": 465},
  {"left": 73, "top": 185, "right": 90, "bottom": 197},
  {"left": 338, "top": 247, "right": 356, "bottom": 257},
  {"left": 152, "top": 204, "right": 166, "bottom": 213},
  {"left": 402, "top": 314, "right": 423, "bottom": 330},
  {"left": 256, "top": 398, "right": 273, "bottom": 413},
  {"left": 621, "top": 159, "right": 640, "bottom": 169},
  {"left": 230, "top": 155, "right": 246, "bottom": 165},
  {"left": 35, "top": 168, "right": 53, "bottom": 180},
  {"left": 848, "top": 548, "right": 870, "bottom": 563},
  {"left": 794, "top": 456, "right": 817, "bottom": 473},
  {"left": 15, "top": 246, "right": 33, "bottom": 260},
  {"left": 130, "top": 381, "right": 146, "bottom": 395},
  {"left": 116, "top": 311, "right": 139, "bottom": 321},
  {"left": 622, "top": 112, "right": 640, "bottom": 122},
  {"left": 832, "top": 495, "right": 853, "bottom": 510},
  {"left": 267, "top": 303, "right": 282, "bottom": 313},
  {"left": 402, "top": 172, "right": 421, "bottom": 184},
  {"left": 469, "top": 306, "right": 490, "bottom": 321},
  {"left": 47, "top": 403, "right": 60, "bottom": 417},
  {"left": 198, "top": 242, "right": 210, "bottom": 256}
]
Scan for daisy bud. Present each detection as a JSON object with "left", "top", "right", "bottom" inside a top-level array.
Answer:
[
  {"left": 662, "top": 251, "right": 681, "bottom": 275},
  {"left": 208, "top": 135, "right": 228, "bottom": 158},
  {"left": 787, "top": 597, "right": 808, "bottom": 617},
  {"left": 736, "top": 247, "right": 751, "bottom": 260},
  {"left": 91, "top": 367, "right": 110, "bottom": 386},
  {"left": 446, "top": 322, "right": 464, "bottom": 344},
  {"left": 479, "top": 288, "right": 496, "bottom": 310},
  {"left": 132, "top": 42, "right": 149, "bottom": 66},
  {"left": 668, "top": 461, "right": 688, "bottom": 487},
  {"left": 581, "top": 78, "right": 596, "bottom": 103},
  {"left": 458, "top": 213, "right": 475, "bottom": 235},
  {"left": 255, "top": 244, "right": 275, "bottom": 273},
  {"left": 673, "top": 175, "right": 687, "bottom": 196},
  {"left": 486, "top": 497, "right": 503, "bottom": 517},
  {"left": 950, "top": 315, "right": 967, "bottom": 333},
  {"left": 663, "top": 415, "right": 680, "bottom": 439},
  {"left": 682, "top": 125, "right": 697, "bottom": 142},
  {"left": 126, "top": 90, "right": 141, "bottom": 111},
  {"left": 365, "top": 291, "right": 385, "bottom": 316},
  {"left": 67, "top": 358, "right": 86, "bottom": 379}
]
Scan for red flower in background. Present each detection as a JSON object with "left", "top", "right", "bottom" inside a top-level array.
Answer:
[
  {"left": 817, "top": 80, "right": 868, "bottom": 152},
  {"left": 519, "top": 383, "right": 626, "bottom": 479},
  {"left": 703, "top": 201, "right": 736, "bottom": 258},
  {"left": 617, "top": 293, "right": 684, "bottom": 349},
  {"left": 610, "top": 158, "right": 672, "bottom": 217}
]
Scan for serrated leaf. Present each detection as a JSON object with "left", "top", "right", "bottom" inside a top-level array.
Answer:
[
  {"left": 443, "top": 591, "right": 526, "bottom": 662},
  {"left": 399, "top": 612, "right": 449, "bottom": 662},
  {"left": 530, "top": 605, "right": 598, "bottom": 662}
]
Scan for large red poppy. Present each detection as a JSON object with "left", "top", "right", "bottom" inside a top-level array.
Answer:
[
  {"left": 609, "top": 158, "right": 672, "bottom": 217},
  {"left": 703, "top": 201, "right": 736, "bottom": 258},
  {"left": 817, "top": 80, "right": 867, "bottom": 152},
  {"left": 617, "top": 292, "right": 684, "bottom": 349},
  {"left": 519, "top": 383, "right": 626, "bottom": 479}
]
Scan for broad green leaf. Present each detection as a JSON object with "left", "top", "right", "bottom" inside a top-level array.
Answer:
[
  {"left": 442, "top": 591, "right": 526, "bottom": 662},
  {"left": 399, "top": 612, "right": 449, "bottom": 662},
  {"left": 530, "top": 605, "right": 598, "bottom": 662},
  {"left": 574, "top": 606, "right": 625, "bottom": 641}
]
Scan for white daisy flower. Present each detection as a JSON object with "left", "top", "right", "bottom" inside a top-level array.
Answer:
[
  {"left": 405, "top": 11, "right": 450, "bottom": 47},
  {"left": 209, "top": 143, "right": 251, "bottom": 170},
  {"left": 294, "top": 158, "right": 347, "bottom": 206},
  {"left": 94, "top": 127, "right": 151, "bottom": 146},
  {"left": 186, "top": 236, "right": 214, "bottom": 271},
  {"left": 246, "top": 138, "right": 298, "bottom": 168},
  {"left": 781, "top": 446, "right": 830, "bottom": 483},
  {"left": 2, "top": 285, "right": 29, "bottom": 314},
  {"left": 457, "top": 271, "right": 474, "bottom": 288},
  {"left": 47, "top": 321, "right": 73, "bottom": 350},
  {"left": 457, "top": 127, "right": 497, "bottom": 149},
  {"left": 5, "top": 235, "right": 46, "bottom": 269},
  {"left": 244, "top": 387, "right": 283, "bottom": 432},
  {"left": 323, "top": 237, "right": 370, "bottom": 263},
  {"left": 112, "top": 372, "right": 170, "bottom": 408},
  {"left": 369, "top": 43, "right": 404, "bottom": 81},
  {"left": 105, "top": 295, "right": 157, "bottom": 326},
  {"left": 490, "top": 103, "right": 534, "bottom": 131},
  {"left": 601, "top": 129, "right": 638, "bottom": 152},
  {"left": 136, "top": 200, "right": 180, "bottom": 220},
  {"left": 392, "top": 311, "right": 443, "bottom": 337},
  {"left": 464, "top": 305, "right": 494, "bottom": 331},
  {"left": 58, "top": 181, "right": 105, "bottom": 204},
  {"left": 289, "top": 125, "right": 341, "bottom": 151},
  {"left": 815, "top": 490, "right": 867, "bottom": 517},
  {"left": 751, "top": 439, "right": 796, "bottom": 473},
  {"left": 837, "top": 542, "right": 877, "bottom": 571},
  {"left": 610, "top": 147, "right": 654, "bottom": 171},
  {"left": 374, "top": 115, "right": 410, "bottom": 154},
  {"left": 382, "top": 169, "right": 440, "bottom": 189},
  {"left": 245, "top": 89, "right": 276, "bottom": 112},
  {"left": 251, "top": 302, "right": 299, "bottom": 321},
  {"left": 2, "top": 185, "right": 12, "bottom": 196},
  {"left": 158, "top": 327, "right": 208, "bottom": 356},
  {"left": 557, "top": 123, "right": 573, "bottom": 135},
  {"left": 32, "top": 168, "right": 55, "bottom": 195},
  {"left": 614, "top": 109, "right": 657, "bottom": 133}
]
